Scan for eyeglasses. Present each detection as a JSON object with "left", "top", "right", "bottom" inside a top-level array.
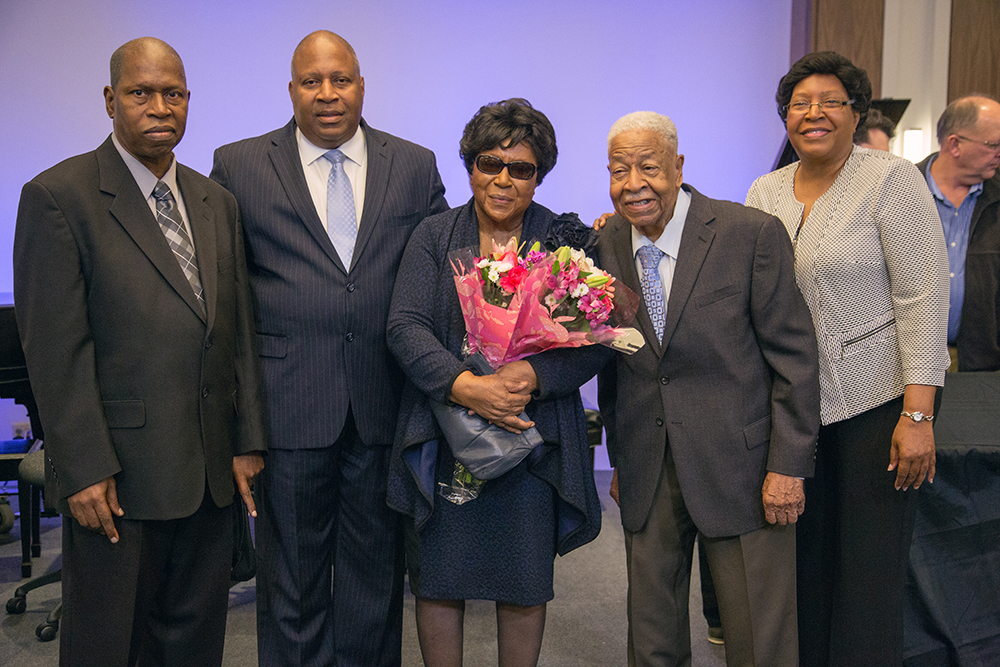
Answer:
[
  {"left": 782, "top": 99, "right": 855, "bottom": 117},
  {"left": 475, "top": 154, "right": 537, "bottom": 180},
  {"left": 955, "top": 135, "right": 1000, "bottom": 151}
]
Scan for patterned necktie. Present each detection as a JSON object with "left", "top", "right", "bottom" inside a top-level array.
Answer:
[
  {"left": 637, "top": 244, "right": 666, "bottom": 341},
  {"left": 323, "top": 149, "right": 358, "bottom": 270},
  {"left": 152, "top": 181, "right": 205, "bottom": 314}
]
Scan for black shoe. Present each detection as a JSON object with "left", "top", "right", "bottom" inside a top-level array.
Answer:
[{"left": 707, "top": 627, "right": 724, "bottom": 645}]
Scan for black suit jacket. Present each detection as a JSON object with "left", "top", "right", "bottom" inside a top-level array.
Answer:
[
  {"left": 917, "top": 154, "right": 1000, "bottom": 371},
  {"left": 13, "top": 135, "right": 267, "bottom": 520},
  {"left": 211, "top": 119, "right": 448, "bottom": 448},
  {"left": 597, "top": 186, "right": 820, "bottom": 537}
]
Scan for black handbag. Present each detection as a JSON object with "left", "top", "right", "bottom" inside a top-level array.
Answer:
[
  {"left": 430, "top": 353, "right": 543, "bottom": 480},
  {"left": 231, "top": 496, "right": 256, "bottom": 582}
]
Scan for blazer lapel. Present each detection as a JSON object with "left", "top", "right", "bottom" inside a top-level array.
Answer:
[
  {"left": 178, "top": 165, "right": 215, "bottom": 326},
  {"left": 352, "top": 120, "right": 389, "bottom": 271},
  {"left": 268, "top": 120, "right": 344, "bottom": 270},
  {"left": 660, "top": 186, "right": 715, "bottom": 350},
  {"left": 98, "top": 138, "right": 207, "bottom": 323},
  {"left": 608, "top": 215, "right": 663, "bottom": 355}
]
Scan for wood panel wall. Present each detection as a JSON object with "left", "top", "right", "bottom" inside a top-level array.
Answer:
[
  {"left": 948, "top": 0, "right": 1000, "bottom": 102},
  {"left": 811, "top": 0, "right": 885, "bottom": 98}
]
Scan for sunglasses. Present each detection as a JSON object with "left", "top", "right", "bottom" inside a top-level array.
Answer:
[{"left": 475, "top": 154, "right": 537, "bottom": 180}]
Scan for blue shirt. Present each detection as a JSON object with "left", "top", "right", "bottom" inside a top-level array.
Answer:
[{"left": 925, "top": 156, "right": 982, "bottom": 343}]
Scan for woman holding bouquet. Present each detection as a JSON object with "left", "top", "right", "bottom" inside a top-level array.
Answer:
[{"left": 387, "top": 98, "right": 612, "bottom": 667}]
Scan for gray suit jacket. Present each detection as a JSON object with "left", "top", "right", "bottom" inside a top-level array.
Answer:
[
  {"left": 211, "top": 119, "right": 448, "bottom": 448},
  {"left": 597, "top": 186, "right": 820, "bottom": 537},
  {"left": 13, "top": 135, "right": 267, "bottom": 520}
]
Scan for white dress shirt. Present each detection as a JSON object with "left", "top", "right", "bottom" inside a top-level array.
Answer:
[
  {"left": 631, "top": 187, "right": 691, "bottom": 306},
  {"left": 297, "top": 125, "right": 367, "bottom": 230}
]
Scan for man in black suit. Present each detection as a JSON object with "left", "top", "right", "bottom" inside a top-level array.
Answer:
[
  {"left": 211, "top": 30, "right": 448, "bottom": 667},
  {"left": 13, "top": 37, "right": 266, "bottom": 666},
  {"left": 596, "top": 112, "right": 820, "bottom": 667}
]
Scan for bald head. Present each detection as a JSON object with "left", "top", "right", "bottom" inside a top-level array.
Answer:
[
  {"left": 937, "top": 95, "right": 1000, "bottom": 145},
  {"left": 291, "top": 31, "right": 359, "bottom": 80},
  {"left": 110, "top": 37, "right": 185, "bottom": 89},
  {"left": 934, "top": 95, "right": 1000, "bottom": 186}
]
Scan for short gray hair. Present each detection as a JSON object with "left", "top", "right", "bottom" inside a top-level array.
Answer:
[
  {"left": 937, "top": 95, "right": 998, "bottom": 144},
  {"left": 608, "top": 112, "right": 678, "bottom": 154}
]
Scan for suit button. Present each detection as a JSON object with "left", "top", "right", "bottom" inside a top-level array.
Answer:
[
  {"left": 655, "top": 418, "right": 664, "bottom": 427},
  {"left": 205, "top": 338, "right": 213, "bottom": 349},
  {"left": 347, "top": 283, "right": 356, "bottom": 292},
  {"left": 346, "top": 332, "right": 354, "bottom": 342},
  {"left": 660, "top": 376, "right": 669, "bottom": 385},
  {"left": 202, "top": 387, "right": 210, "bottom": 398}
]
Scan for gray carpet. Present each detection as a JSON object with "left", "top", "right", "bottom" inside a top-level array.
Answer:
[{"left": 0, "top": 470, "right": 726, "bottom": 666}]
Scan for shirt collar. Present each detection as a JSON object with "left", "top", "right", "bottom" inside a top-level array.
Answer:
[
  {"left": 296, "top": 124, "right": 366, "bottom": 167},
  {"left": 111, "top": 131, "right": 179, "bottom": 200},
  {"left": 924, "top": 154, "right": 984, "bottom": 204},
  {"left": 632, "top": 186, "right": 690, "bottom": 260}
]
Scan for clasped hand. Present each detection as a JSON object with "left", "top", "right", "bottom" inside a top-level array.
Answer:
[{"left": 450, "top": 361, "right": 538, "bottom": 434}]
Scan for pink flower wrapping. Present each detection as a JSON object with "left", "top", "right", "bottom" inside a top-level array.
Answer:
[{"left": 450, "top": 243, "right": 642, "bottom": 369}]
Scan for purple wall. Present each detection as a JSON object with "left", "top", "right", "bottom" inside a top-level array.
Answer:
[{"left": 1, "top": 1, "right": 794, "bottom": 465}]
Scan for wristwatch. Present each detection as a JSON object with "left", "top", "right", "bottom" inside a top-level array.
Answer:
[{"left": 901, "top": 411, "right": 934, "bottom": 423}]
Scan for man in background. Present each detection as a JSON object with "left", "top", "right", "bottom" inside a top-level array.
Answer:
[
  {"left": 854, "top": 107, "right": 896, "bottom": 151},
  {"left": 211, "top": 30, "right": 448, "bottom": 667},
  {"left": 14, "top": 37, "right": 265, "bottom": 666},
  {"left": 917, "top": 95, "right": 1000, "bottom": 371}
]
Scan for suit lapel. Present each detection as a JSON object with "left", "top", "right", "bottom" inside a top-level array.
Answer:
[
  {"left": 178, "top": 165, "right": 215, "bottom": 327},
  {"left": 98, "top": 138, "right": 207, "bottom": 323},
  {"left": 660, "top": 187, "right": 715, "bottom": 350},
  {"left": 353, "top": 121, "right": 389, "bottom": 269},
  {"left": 268, "top": 120, "right": 344, "bottom": 270},
  {"left": 971, "top": 173, "right": 1000, "bottom": 239},
  {"left": 608, "top": 216, "right": 663, "bottom": 355}
]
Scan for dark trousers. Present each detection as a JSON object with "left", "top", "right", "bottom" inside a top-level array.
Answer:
[
  {"left": 624, "top": 447, "right": 798, "bottom": 667},
  {"left": 255, "top": 410, "right": 404, "bottom": 667},
  {"left": 60, "top": 492, "right": 232, "bottom": 667},
  {"left": 797, "top": 395, "right": 918, "bottom": 667}
]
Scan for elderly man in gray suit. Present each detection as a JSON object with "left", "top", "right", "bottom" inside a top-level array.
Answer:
[
  {"left": 211, "top": 30, "right": 448, "bottom": 667},
  {"left": 596, "top": 112, "right": 820, "bottom": 667}
]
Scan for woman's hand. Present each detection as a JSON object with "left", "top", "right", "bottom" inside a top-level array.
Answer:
[
  {"left": 450, "top": 370, "right": 533, "bottom": 431},
  {"left": 889, "top": 419, "right": 935, "bottom": 490},
  {"left": 888, "top": 384, "right": 938, "bottom": 490}
]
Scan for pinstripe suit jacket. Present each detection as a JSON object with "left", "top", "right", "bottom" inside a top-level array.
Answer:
[
  {"left": 211, "top": 119, "right": 448, "bottom": 448},
  {"left": 747, "top": 147, "right": 950, "bottom": 425},
  {"left": 597, "top": 186, "right": 820, "bottom": 537},
  {"left": 14, "top": 136, "right": 267, "bottom": 519}
]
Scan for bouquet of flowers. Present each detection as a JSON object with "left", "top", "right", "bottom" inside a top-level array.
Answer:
[
  {"left": 437, "top": 237, "right": 642, "bottom": 504},
  {"left": 454, "top": 238, "right": 643, "bottom": 368}
]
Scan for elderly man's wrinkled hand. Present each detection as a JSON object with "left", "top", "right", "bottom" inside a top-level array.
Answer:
[
  {"left": 593, "top": 212, "right": 614, "bottom": 230},
  {"left": 761, "top": 472, "right": 805, "bottom": 525},
  {"left": 233, "top": 452, "right": 264, "bottom": 517}
]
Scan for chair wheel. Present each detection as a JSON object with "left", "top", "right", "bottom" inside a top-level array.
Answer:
[
  {"left": 36, "top": 620, "right": 59, "bottom": 642},
  {"left": 6, "top": 596, "right": 26, "bottom": 614}
]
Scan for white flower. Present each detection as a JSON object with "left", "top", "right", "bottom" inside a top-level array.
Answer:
[
  {"left": 571, "top": 283, "right": 590, "bottom": 298},
  {"left": 488, "top": 267, "right": 500, "bottom": 283}
]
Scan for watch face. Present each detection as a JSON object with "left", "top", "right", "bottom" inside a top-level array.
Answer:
[{"left": 912, "top": 412, "right": 925, "bottom": 421}]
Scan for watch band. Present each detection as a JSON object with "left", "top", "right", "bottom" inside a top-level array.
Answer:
[{"left": 901, "top": 410, "right": 934, "bottom": 423}]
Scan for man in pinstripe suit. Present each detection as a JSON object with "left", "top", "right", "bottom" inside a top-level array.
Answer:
[{"left": 211, "top": 30, "right": 448, "bottom": 667}]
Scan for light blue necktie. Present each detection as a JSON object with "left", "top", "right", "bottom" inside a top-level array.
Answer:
[
  {"left": 637, "top": 244, "right": 666, "bottom": 341},
  {"left": 323, "top": 149, "right": 357, "bottom": 269},
  {"left": 152, "top": 180, "right": 205, "bottom": 315}
]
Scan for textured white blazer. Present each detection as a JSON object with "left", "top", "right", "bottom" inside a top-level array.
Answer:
[{"left": 747, "top": 146, "right": 949, "bottom": 425}]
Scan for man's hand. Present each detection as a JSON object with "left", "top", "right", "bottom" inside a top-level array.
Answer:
[
  {"left": 233, "top": 453, "right": 265, "bottom": 517},
  {"left": 67, "top": 476, "right": 124, "bottom": 543},
  {"left": 593, "top": 212, "right": 614, "bottom": 230},
  {"left": 609, "top": 468, "right": 620, "bottom": 506},
  {"left": 888, "top": 419, "right": 935, "bottom": 490},
  {"left": 761, "top": 472, "right": 805, "bottom": 525}
]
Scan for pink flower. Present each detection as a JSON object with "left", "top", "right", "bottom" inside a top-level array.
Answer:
[{"left": 499, "top": 265, "right": 528, "bottom": 293}]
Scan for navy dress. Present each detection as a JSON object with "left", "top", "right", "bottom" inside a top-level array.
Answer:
[{"left": 387, "top": 198, "right": 611, "bottom": 606}]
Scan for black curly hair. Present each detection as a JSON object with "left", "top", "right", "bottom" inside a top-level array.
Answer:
[
  {"left": 776, "top": 51, "right": 871, "bottom": 125},
  {"left": 459, "top": 98, "right": 557, "bottom": 185}
]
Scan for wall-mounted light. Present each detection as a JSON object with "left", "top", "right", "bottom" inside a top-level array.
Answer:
[{"left": 902, "top": 129, "right": 925, "bottom": 164}]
